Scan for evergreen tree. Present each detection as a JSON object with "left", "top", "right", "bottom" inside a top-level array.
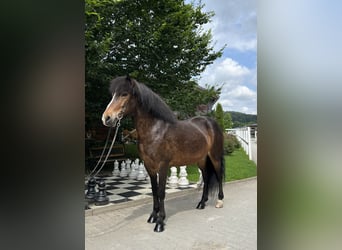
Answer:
[
  {"left": 215, "top": 103, "right": 224, "bottom": 130},
  {"left": 223, "top": 112, "right": 232, "bottom": 129}
]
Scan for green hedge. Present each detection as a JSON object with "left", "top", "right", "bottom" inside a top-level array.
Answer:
[
  {"left": 224, "top": 133, "right": 240, "bottom": 155},
  {"left": 124, "top": 143, "right": 139, "bottom": 159}
]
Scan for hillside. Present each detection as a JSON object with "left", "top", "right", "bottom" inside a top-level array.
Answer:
[{"left": 226, "top": 111, "right": 257, "bottom": 128}]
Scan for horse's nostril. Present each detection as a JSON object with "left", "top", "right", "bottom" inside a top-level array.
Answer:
[{"left": 102, "top": 115, "right": 111, "bottom": 125}]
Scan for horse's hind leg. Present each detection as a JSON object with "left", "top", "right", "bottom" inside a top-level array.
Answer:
[
  {"left": 215, "top": 176, "right": 224, "bottom": 208},
  {"left": 212, "top": 156, "right": 225, "bottom": 208},
  {"left": 196, "top": 159, "right": 209, "bottom": 209}
]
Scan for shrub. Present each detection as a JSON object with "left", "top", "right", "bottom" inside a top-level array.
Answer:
[
  {"left": 224, "top": 134, "right": 240, "bottom": 155},
  {"left": 224, "top": 140, "right": 234, "bottom": 155}
]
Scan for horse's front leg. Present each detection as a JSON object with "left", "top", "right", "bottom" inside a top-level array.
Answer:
[
  {"left": 147, "top": 174, "right": 159, "bottom": 224},
  {"left": 154, "top": 164, "right": 169, "bottom": 232}
]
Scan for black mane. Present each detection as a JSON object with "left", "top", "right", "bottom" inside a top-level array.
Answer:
[
  {"left": 134, "top": 80, "right": 177, "bottom": 124},
  {"left": 110, "top": 76, "right": 177, "bottom": 124}
]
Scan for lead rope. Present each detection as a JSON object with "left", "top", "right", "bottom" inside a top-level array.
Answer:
[
  {"left": 87, "top": 113, "right": 124, "bottom": 180},
  {"left": 87, "top": 126, "right": 113, "bottom": 177}
]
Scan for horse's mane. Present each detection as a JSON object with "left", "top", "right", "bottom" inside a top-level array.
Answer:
[{"left": 133, "top": 80, "right": 177, "bottom": 124}]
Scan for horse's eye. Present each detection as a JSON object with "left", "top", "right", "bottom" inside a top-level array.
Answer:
[{"left": 121, "top": 92, "right": 128, "bottom": 97}]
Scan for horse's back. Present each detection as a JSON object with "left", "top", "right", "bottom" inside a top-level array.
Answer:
[
  {"left": 188, "top": 116, "right": 224, "bottom": 158},
  {"left": 188, "top": 116, "right": 222, "bottom": 133}
]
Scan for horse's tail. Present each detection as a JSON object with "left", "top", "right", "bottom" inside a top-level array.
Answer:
[
  {"left": 206, "top": 156, "right": 217, "bottom": 194},
  {"left": 206, "top": 155, "right": 225, "bottom": 194},
  {"left": 220, "top": 153, "right": 225, "bottom": 184},
  {"left": 206, "top": 118, "right": 225, "bottom": 197}
]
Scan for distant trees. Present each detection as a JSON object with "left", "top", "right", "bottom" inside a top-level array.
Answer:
[
  {"left": 215, "top": 106, "right": 257, "bottom": 130},
  {"left": 228, "top": 111, "right": 257, "bottom": 127}
]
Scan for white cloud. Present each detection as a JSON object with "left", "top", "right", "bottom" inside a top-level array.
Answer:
[
  {"left": 241, "top": 106, "right": 250, "bottom": 113},
  {"left": 199, "top": 57, "right": 257, "bottom": 114},
  {"left": 219, "top": 85, "right": 257, "bottom": 114},
  {"left": 228, "top": 85, "right": 256, "bottom": 100},
  {"left": 200, "top": 58, "right": 250, "bottom": 87},
  {"left": 196, "top": 0, "right": 257, "bottom": 114},
  {"left": 219, "top": 58, "right": 250, "bottom": 77},
  {"left": 202, "top": 0, "right": 257, "bottom": 52}
]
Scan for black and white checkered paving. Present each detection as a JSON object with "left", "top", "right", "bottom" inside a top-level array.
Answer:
[{"left": 85, "top": 175, "right": 198, "bottom": 210}]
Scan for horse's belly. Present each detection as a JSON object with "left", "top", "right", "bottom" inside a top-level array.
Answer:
[
  {"left": 168, "top": 138, "right": 209, "bottom": 166},
  {"left": 139, "top": 122, "right": 211, "bottom": 167}
]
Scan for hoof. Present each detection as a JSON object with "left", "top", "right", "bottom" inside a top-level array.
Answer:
[
  {"left": 215, "top": 199, "right": 224, "bottom": 208},
  {"left": 147, "top": 215, "right": 157, "bottom": 223},
  {"left": 196, "top": 202, "right": 205, "bottom": 209},
  {"left": 154, "top": 223, "right": 164, "bottom": 232}
]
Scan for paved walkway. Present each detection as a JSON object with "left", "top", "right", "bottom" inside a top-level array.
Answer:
[{"left": 85, "top": 177, "right": 257, "bottom": 250}]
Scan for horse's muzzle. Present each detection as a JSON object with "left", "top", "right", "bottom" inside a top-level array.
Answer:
[{"left": 102, "top": 115, "right": 118, "bottom": 127}]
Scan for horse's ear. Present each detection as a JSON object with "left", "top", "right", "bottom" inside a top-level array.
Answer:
[
  {"left": 130, "top": 79, "right": 139, "bottom": 96},
  {"left": 126, "top": 76, "right": 138, "bottom": 95},
  {"left": 126, "top": 74, "right": 134, "bottom": 88}
]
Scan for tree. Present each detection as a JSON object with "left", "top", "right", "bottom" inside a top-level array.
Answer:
[
  {"left": 227, "top": 111, "right": 257, "bottom": 128},
  {"left": 223, "top": 112, "right": 232, "bottom": 129},
  {"left": 215, "top": 103, "right": 224, "bottom": 131},
  {"left": 85, "top": 0, "right": 224, "bottom": 125}
]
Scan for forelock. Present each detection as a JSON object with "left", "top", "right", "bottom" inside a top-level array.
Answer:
[{"left": 109, "top": 76, "right": 131, "bottom": 94}]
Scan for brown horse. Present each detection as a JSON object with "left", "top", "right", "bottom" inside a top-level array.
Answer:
[{"left": 102, "top": 76, "right": 225, "bottom": 232}]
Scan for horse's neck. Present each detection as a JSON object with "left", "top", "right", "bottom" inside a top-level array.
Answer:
[
  {"left": 133, "top": 109, "right": 166, "bottom": 140},
  {"left": 134, "top": 109, "right": 154, "bottom": 129}
]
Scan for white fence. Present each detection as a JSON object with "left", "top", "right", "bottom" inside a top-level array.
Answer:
[{"left": 233, "top": 127, "right": 252, "bottom": 160}]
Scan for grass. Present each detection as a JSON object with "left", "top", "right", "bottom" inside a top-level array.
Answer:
[
  {"left": 224, "top": 148, "right": 257, "bottom": 181},
  {"left": 123, "top": 144, "right": 257, "bottom": 183},
  {"left": 186, "top": 148, "right": 257, "bottom": 183}
]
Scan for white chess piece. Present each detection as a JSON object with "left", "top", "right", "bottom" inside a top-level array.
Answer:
[
  {"left": 112, "top": 160, "right": 120, "bottom": 176},
  {"left": 134, "top": 158, "right": 139, "bottom": 167},
  {"left": 125, "top": 159, "right": 131, "bottom": 174},
  {"left": 120, "top": 161, "right": 128, "bottom": 177},
  {"left": 178, "top": 166, "right": 189, "bottom": 188},
  {"left": 136, "top": 162, "right": 146, "bottom": 181},
  {"left": 168, "top": 166, "right": 178, "bottom": 188},
  {"left": 129, "top": 162, "right": 138, "bottom": 179}
]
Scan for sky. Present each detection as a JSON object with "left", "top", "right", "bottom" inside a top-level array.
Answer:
[{"left": 194, "top": 0, "right": 257, "bottom": 114}]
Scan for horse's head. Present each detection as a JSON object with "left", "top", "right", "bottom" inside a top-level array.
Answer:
[{"left": 102, "top": 76, "right": 137, "bottom": 127}]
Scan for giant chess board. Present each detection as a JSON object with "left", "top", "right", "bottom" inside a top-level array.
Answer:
[{"left": 85, "top": 175, "right": 198, "bottom": 210}]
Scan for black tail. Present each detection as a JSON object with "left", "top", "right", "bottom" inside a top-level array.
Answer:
[
  {"left": 206, "top": 155, "right": 225, "bottom": 196},
  {"left": 220, "top": 154, "right": 226, "bottom": 184}
]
